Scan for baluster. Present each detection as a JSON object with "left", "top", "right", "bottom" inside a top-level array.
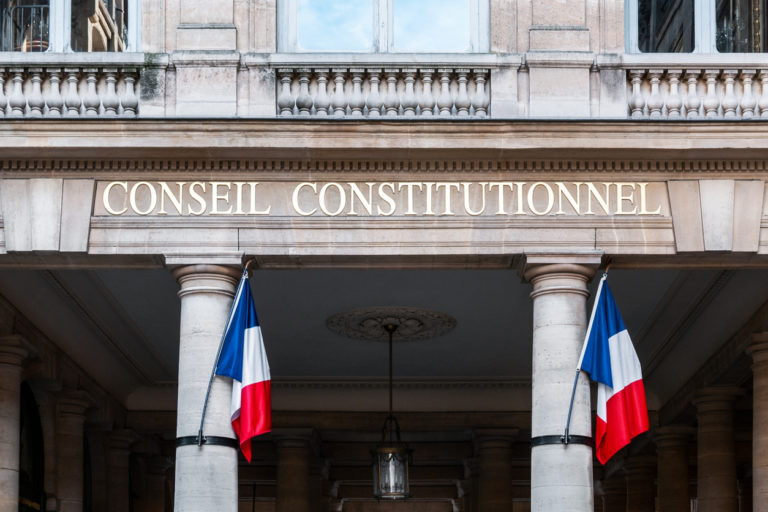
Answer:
[
  {"left": 759, "top": 71, "right": 768, "bottom": 118},
  {"left": 647, "top": 69, "right": 663, "bottom": 118},
  {"left": 8, "top": 69, "right": 26, "bottom": 117},
  {"left": 383, "top": 69, "right": 399, "bottom": 117},
  {"left": 665, "top": 70, "right": 682, "bottom": 118},
  {"left": 314, "top": 69, "right": 330, "bottom": 116},
  {"left": 296, "top": 68, "right": 313, "bottom": 116},
  {"left": 64, "top": 69, "right": 82, "bottom": 117},
  {"left": 366, "top": 69, "right": 383, "bottom": 117},
  {"left": 740, "top": 69, "right": 756, "bottom": 119},
  {"left": 26, "top": 68, "right": 44, "bottom": 117},
  {"left": 472, "top": 69, "right": 490, "bottom": 118},
  {"left": 349, "top": 68, "right": 365, "bottom": 117},
  {"left": 684, "top": 70, "right": 701, "bottom": 119},
  {"left": 276, "top": 69, "right": 295, "bottom": 116},
  {"left": 721, "top": 70, "right": 738, "bottom": 118},
  {"left": 455, "top": 69, "right": 470, "bottom": 116},
  {"left": 437, "top": 69, "right": 453, "bottom": 117},
  {"left": 331, "top": 68, "right": 347, "bottom": 117},
  {"left": 82, "top": 69, "right": 100, "bottom": 116},
  {"left": 419, "top": 69, "right": 435, "bottom": 116},
  {"left": 628, "top": 69, "right": 646, "bottom": 118},
  {"left": 121, "top": 69, "right": 139, "bottom": 117},
  {"left": 102, "top": 68, "right": 120, "bottom": 117},
  {"left": 703, "top": 70, "right": 720, "bottom": 118},
  {"left": 0, "top": 69, "right": 6, "bottom": 117},
  {"left": 401, "top": 68, "right": 417, "bottom": 117},
  {"left": 46, "top": 69, "right": 64, "bottom": 117}
]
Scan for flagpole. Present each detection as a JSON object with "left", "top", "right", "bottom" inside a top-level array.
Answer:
[
  {"left": 196, "top": 265, "right": 251, "bottom": 446},
  {"left": 562, "top": 271, "right": 608, "bottom": 445}
]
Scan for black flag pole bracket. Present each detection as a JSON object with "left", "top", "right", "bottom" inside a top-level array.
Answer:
[
  {"left": 530, "top": 435, "right": 592, "bottom": 447},
  {"left": 175, "top": 435, "right": 239, "bottom": 449}
]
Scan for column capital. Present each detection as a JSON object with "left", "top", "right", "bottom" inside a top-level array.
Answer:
[
  {"left": 693, "top": 386, "right": 744, "bottom": 413},
  {"left": 173, "top": 264, "right": 242, "bottom": 299},
  {"left": 56, "top": 390, "right": 92, "bottom": 418},
  {"left": 521, "top": 251, "right": 602, "bottom": 282},
  {"left": 0, "top": 334, "right": 32, "bottom": 366},
  {"left": 747, "top": 333, "right": 768, "bottom": 365},
  {"left": 473, "top": 428, "right": 518, "bottom": 451},
  {"left": 654, "top": 424, "right": 695, "bottom": 448},
  {"left": 273, "top": 428, "right": 317, "bottom": 451}
]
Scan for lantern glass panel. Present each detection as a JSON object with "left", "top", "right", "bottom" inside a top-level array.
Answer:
[{"left": 373, "top": 447, "right": 409, "bottom": 499}]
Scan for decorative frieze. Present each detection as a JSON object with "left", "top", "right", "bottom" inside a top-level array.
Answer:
[
  {"left": 276, "top": 67, "right": 490, "bottom": 118},
  {"left": 627, "top": 68, "right": 768, "bottom": 119},
  {"left": 0, "top": 66, "right": 139, "bottom": 118}
]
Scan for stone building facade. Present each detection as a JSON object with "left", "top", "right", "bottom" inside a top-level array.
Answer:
[{"left": 0, "top": 0, "right": 768, "bottom": 511}]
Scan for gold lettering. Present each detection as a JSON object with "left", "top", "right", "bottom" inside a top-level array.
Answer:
[
  {"left": 247, "top": 182, "right": 271, "bottom": 215},
  {"left": 158, "top": 182, "right": 184, "bottom": 215},
  {"left": 586, "top": 183, "right": 611, "bottom": 215},
  {"left": 423, "top": 182, "right": 436, "bottom": 215},
  {"left": 398, "top": 182, "right": 423, "bottom": 215},
  {"left": 527, "top": 182, "right": 554, "bottom": 216},
  {"left": 188, "top": 182, "right": 207, "bottom": 215},
  {"left": 377, "top": 183, "right": 396, "bottom": 216},
  {"left": 556, "top": 182, "right": 581, "bottom": 215},
  {"left": 435, "top": 182, "right": 460, "bottom": 215},
  {"left": 348, "top": 183, "right": 374, "bottom": 216},
  {"left": 129, "top": 182, "right": 157, "bottom": 216},
  {"left": 615, "top": 182, "right": 637, "bottom": 214},
  {"left": 638, "top": 183, "right": 662, "bottom": 215},
  {"left": 488, "top": 182, "right": 514, "bottom": 215},
  {"left": 103, "top": 181, "right": 128, "bottom": 215},
  {"left": 462, "top": 182, "right": 487, "bottom": 216},
  {"left": 210, "top": 182, "right": 233, "bottom": 215},
  {"left": 319, "top": 182, "right": 346, "bottom": 216},
  {"left": 515, "top": 182, "right": 526, "bottom": 214},
  {"left": 233, "top": 182, "right": 246, "bottom": 215},
  {"left": 292, "top": 182, "right": 317, "bottom": 216}
]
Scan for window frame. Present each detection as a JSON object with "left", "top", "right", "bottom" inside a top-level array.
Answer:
[
  {"left": 627, "top": 0, "right": 748, "bottom": 53},
  {"left": 277, "top": 0, "right": 489, "bottom": 53}
]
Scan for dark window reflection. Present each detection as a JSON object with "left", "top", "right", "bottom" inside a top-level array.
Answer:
[
  {"left": 639, "top": 0, "right": 695, "bottom": 52},
  {"left": 717, "top": 0, "right": 767, "bottom": 52},
  {"left": 0, "top": 0, "right": 50, "bottom": 52}
]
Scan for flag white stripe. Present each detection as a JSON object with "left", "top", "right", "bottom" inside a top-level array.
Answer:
[
  {"left": 230, "top": 325, "right": 270, "bottom": 420},
  {"left": 596, "top": 329, "right": 643, "bottom": 421}
]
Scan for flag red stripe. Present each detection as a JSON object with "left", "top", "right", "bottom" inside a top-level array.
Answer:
[
  {"left": 231, "top": 380, "right": 272, "bottom": 462},
  {"left": 595, "top": 379, "right": 649, "bottom": 464}
]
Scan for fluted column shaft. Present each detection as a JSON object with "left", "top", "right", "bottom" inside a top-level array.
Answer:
[
  {"left": 655, "top": 426, "right": 693, "bottom": 512},
  {"left": 525, "top": 262, "right": 596, "bottom": 512},
  {"left": 173, "top": 265, "right": 241, "bottom": 512},
  {"left": 475, "top": 430, "right": 516, "bottom": 512},
  {"left": 748, "top": 335, "right": 768, "bottom": 512},
  {"left": 694, "top": 386, "right": 742, "bottom": 512},
  {"left": 625, "top": 456, "right": 656, "bottom": 512},
  {"left": 0, "top": 336, "right": 28, "bottom": 512},
  {"left": 275, "top": 431, "right": 312, "bottom": 512},
  {"left": 56, "top": 395, "right": 89, "bottom": 512}
]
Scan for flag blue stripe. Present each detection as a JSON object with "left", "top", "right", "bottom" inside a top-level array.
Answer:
[
  {"left": 216, "top": 274, "right": 260, "bottom": 383},
  {"left": 579, "top": 281, "right": 627, "bottom": 389}
]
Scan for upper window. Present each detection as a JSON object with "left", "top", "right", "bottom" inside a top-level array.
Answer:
[
  {"left": 0, "top": 0, "right": 137, "bottom": 52},
  {"left": 279, "top": 0, "right": 489, "bottom": 53},
  {"left": 632, "top": 0, "right": 767, "bottom": 52}
]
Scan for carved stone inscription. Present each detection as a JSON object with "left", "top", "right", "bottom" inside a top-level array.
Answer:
[{"left": 95, "top": 181, "right": 665, "bottom": 217}]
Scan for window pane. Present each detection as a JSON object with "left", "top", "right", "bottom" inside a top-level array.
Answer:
[
  {"left": 0, "top": 1, "right": 50, "bottom": 52},
  {"left": 392, "top": 0, "right": 470, "bottom": 52},
  {"left": 638, "top": 0, "right": 694, "bottom": 52},
  {"left": 717, "top": 0, "right": 767, "bottom": 52},
  {"left": 71, "top": 0, "right": 127, "bottom": 51},
  {"left": 297, "top": 0, "right": 374, "bottom": 52}
]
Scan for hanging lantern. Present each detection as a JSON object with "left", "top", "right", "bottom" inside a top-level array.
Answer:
[{"left": 372, "top": 415, "right": 411, "bottom": 499}]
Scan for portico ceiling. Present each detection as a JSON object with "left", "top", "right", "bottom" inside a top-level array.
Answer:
[{"left": 0, "top": 262, "right": 766, "bottom": 418}]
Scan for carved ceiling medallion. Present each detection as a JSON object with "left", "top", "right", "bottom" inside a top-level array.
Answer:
[{"left": 326, "top": 307, "right": 456, "bottom": 342}]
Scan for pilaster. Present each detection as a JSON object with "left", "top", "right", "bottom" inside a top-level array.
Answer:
[
  {"left": 274, "top": 428, "right": 315, "bottom": 512},
  {"left": 474, "top": 428, "right": 518, "bottom": 511},
  {"left": 655, "top": 425, "right": 694, "bottom": 512},
  {"left": 56, "top": 392, "right": 91, "bottom": 512}
]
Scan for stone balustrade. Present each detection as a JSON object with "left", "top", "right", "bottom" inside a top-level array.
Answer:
[
  {"left": 275, "top": 66, "right": 491, "bottom": 118},
  {"left": 0, "top": 53, "right": 144, "bottom": 118},
  {"left": 624, "top": 57, "right": 768, "bottom": 119}
]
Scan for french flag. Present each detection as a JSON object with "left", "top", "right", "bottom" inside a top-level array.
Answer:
[
  {"left": 215, "top": 270, "right": 272, "bottom": 462},
  {"left": 578, "top": 275, "right": 648, "bottom": 464}
]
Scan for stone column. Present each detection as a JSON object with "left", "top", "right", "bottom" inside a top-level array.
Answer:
[
  {"left": 600, "top": 476, "right": 626, "bottom": 512},
  {"left": 173, "top": 265, "right": 241, "bottom": 512},
  {"left": 525, "top": 259, "right": 597, "bottom": 512},
  {"left": 748, "top": 334, "right": 768, "bottom": 512},
  {"left": 0, "top": 336, "right": 28, "bottom": 512},
  {"left": 694, "top": 386, "right": 742, "bottom": 512},
  {"left": 56, "top": 394, "right": 90, "bottom": 512},
  {"left": 625, "top": 455, "right": 656, "bottom": 512},
  {"left": 474, "top": 429, "right": 516, "bottom": 512},
  {"left": 107, "top": 430, "right": 136, "bottom": 512},
  {"left": 275, "top": 429, "right": 313, "bottom": 512},
  {"left": 655, "top": 425, "right": 693, "bottom": 512}
]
